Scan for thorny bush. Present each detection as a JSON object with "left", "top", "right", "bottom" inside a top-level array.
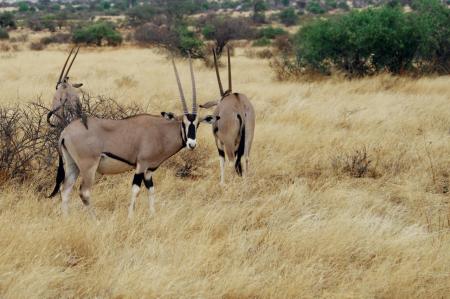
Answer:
[{"left": 0, "top": 93, "right": 143, "bottom": 186}]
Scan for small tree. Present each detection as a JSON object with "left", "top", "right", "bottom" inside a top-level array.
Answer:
[
  {"left": 279, "top": 7, "right": 298, "bottom": 26},
  {"left": 126, "top": 4, "right": 156, "bottom": 26},
  {"left": 134, "top": 23, "right": 204, "bottom": 57},
  {"left": 200, "top": 14, "right": 255, "bottom": 55}
]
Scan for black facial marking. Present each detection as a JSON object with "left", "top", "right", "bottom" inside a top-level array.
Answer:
[
  {"left": 213, "top": 126, "right": 219, "bottom": 134},
  {"left": 186, "top": 114, "right": 196, "bottom": 122},
  {"left": 144, "top": 177, "right": 153, "bottom": 189},
  {"left": 132, "top": 173, "right": 144, "bottom": 186},
  {"left": 187, "top": 124, "right": 196, "bottom": 139},
  {"left": 147, "top": 167, "right": 158, "bottom": 172},
  {"left": 218, "top": 148, "right": 225, "bottom": 158}
]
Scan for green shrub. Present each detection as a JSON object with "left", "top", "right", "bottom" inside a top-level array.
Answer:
[
  {"left": 0, "top": 28, "right": 9, "bottom": 40},
  {"left": 412, "top": 0, "right": 450, "bottom": 73},
  {"left": 73, "top": 22, "right": 122, "bottom": 46},
  {"left": 279, "top": 7, "right": 298, "bottom": 26},
  {"left": 258, "top": 26, "right": 288, "bottom": 39},
  {"left": 325, "top": 0, "right": 338, "bottom": 9},
  {"left": 18, "top": 2, "right": 29, "bottom": 12},
  {"left": 295, "top": 6, "right": 419, "bottom": 75},
  {"left": 253, "top": 37, "right": 271, "bottom": 47},
  {"left": 175, "top": 25, "right": 204, "bottom": 57},
  {"left": 306, "top": 1, "right": 326, "bottom": 14},
  {"left": 287, "top": 0, "right": 449, "bottom": 77},
  {"left": 0, "top": 12, "right": 16, "bottom": 29}
]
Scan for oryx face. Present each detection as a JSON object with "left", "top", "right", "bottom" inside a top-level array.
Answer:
[{"left": 161, "top": 111, "right": 220, "bottom": 150}]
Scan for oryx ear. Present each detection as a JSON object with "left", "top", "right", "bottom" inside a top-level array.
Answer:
[
  {"left": 200, "top": 115, "right": 220, "bottom": 124},
  {"left": 72, "top": 83, "right": 83, "bottom": 88},
  {"left": 161, "top": 112, "right": 175, "bottom": 120},
  {"left": 199, "top": 101, "right": 218, "bottom": 109}
]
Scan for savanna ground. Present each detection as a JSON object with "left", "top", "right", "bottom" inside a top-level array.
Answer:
[{"left": 1, "top": 47, "right": 450, "bottom": 298}]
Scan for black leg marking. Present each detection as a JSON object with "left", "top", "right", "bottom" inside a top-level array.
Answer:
[
  {"left": 132, "top": 173, "right": 144, "bottom": 186},
  {"left": 144, "top": 177, "right": 153, "bottom": 189},
  {"left": 218, "top": 148, "right": 225, "bottom": 158},
  {"left": 79, "top": 188, "right": 89, "bottom": 206}
]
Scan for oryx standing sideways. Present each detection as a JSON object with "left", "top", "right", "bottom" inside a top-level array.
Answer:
[
  {"left": 200, "top": 48, "right": 255, "bottom": 184},
  {"left": 49, "top": 56, "right": 219, "bottom": 218},
  {"left": 47, "top": 47, "right": 87, "bottom": 129}
]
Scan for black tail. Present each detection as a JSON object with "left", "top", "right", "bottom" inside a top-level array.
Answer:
[
  {"left": 48, "top": 153, "right": 65, "bottom": 198},
  {"left": 235, "top": 114, "right": 246, "bottom": 176},
  {"left": 46, "top": 110, "right": 57, "bottom": 127}
]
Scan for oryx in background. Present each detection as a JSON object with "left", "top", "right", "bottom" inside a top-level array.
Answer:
[
  {"left": 47, "top": 47, "right": 87, "bottom": 129},
  {"left": 49, "top": 56, "right": 219, "bottom": 219},
  {"left": 200, "top": 48, "right": 255, "bottom": 184}
]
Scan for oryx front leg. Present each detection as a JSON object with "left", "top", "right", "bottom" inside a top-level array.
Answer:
[
  {"left": 217, "top": 144, "right": 225, "bottom": 185},
  {"left": 79, "top": 164, "right": 98, "bottom": 220},
  {"left": 144, "top": 171, "right": 155, "bottom": 215},
  {"left": 128, "top": 172, "right": 143, "bottom": 219}
]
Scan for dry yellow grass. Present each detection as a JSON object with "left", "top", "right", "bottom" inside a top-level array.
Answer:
[{"left": 1, "top": 47, "right": 450, "bottom": 298}]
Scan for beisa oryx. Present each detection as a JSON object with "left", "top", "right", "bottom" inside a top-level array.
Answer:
[
  {"left": 48, "top": 56, "right": 219, "bottom": 219},
  {"left": 200, "top": 48, "right": 255, "bottom": 184},
  {"left": 47, "top": 47, "right": 87, "bottom": 129}
]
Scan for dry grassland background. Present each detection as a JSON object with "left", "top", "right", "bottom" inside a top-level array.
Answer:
[{"left": 1, "top": 47, "right": 450, "bottom": 298}]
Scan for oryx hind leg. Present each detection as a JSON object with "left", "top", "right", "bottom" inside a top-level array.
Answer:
[
  {"left": 79, "top": 161, "right": 99, "bottom": 220},
  {"left": 61, "top": 147, "right": 79, "bottom": 217},
  {"left": 144, "top": 170, "right": 155, "bottom": 215}
]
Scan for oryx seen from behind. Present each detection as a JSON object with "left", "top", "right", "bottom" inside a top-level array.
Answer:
[
  {"left": 47, "top": 47, "right": 86, "bottom": 128},
  {"left": 200, "top": 48, "right": 255, "bottom": 184},
  {"left": 49, "top": 56, "right": 219, "bottom": 219}
]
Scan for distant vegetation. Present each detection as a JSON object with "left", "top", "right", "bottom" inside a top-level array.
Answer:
[
  {"left": 72, "top": 21, "right": 123, "bottom": 46},
  {"left": 0, "top": 0, "right": 448, "bottom": 77}
]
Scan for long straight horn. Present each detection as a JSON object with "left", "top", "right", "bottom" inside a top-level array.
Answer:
[
  {"left": 212, "top": 48, "right": 224, "bottom": 97},
  {"left": 227, "top": 47, "right": 232, "bottom": 93},
  {"left": 63, "top": 46, "right": 80, "bottom": 80},
  {"left": 56, "top": 47, "right": 74, "bottom": 89},
  {"left": 171, "top": 57, "right": 188, "bottom": 114},
  {"left": 188, "top": 54, "right": 197, "bottom": 114}
]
